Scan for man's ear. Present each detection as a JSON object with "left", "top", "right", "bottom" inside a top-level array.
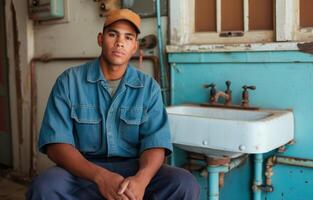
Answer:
[{"left": 97, "top": 33, "right": 103, "bottom": 47}]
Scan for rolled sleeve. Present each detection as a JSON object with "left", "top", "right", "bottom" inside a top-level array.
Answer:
[
  {"left": 38, "top": 73, "right": 75, "bottom": 154},
  {"left": 139, "top": 86, "right": 173, "bottom": 156}
]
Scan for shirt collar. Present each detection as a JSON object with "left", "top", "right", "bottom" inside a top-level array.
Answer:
[
  {"left": 86, "top": 58, "right": 105, "bottom": 83},
  {"left": 123, "top": 65, "right": 144, "bottom": 88},
  {"left": 86, "top": 58, "right": 143, "bottom": 88}
]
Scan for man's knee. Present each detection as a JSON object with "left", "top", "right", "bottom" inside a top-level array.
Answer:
[
  {"left": 27, "top": 174, "right": 53, "bottom": 199},
  {"left": 26, "top": 167, "right": 72, "bottom": 200},
  {"left": 160, "top": 165, "right": 200, "bottom": 198},
  {"left": 170, "top": 167, "right": 200, "bottom": 191}
]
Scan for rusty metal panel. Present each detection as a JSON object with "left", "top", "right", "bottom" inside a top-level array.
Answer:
[
  {"left": 195, "top": 0, "right": 216, "bottom": 32},
  {"left": 249, "top": 0, "right": 273, "bottom": 30}
]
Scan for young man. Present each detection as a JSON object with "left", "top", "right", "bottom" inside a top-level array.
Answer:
[{"left": 26, "top": 9, "right": 200, "bottom": 200}]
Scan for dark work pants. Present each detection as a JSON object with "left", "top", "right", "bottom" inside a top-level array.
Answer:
[{"left": 26, "top": 158, "right": 200, "bottom": 200}]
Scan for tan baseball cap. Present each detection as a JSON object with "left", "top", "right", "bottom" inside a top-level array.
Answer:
[{"left": 104, "top": 9, "right": 141, "bottom": 33}]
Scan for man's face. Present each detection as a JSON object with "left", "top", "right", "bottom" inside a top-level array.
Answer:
[{"left": 98, "top": 20, "right": 138, "bottom": 68}]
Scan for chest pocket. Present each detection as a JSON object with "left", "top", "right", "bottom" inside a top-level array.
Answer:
[
  {"left": 71, "top": 106, "right": 102, "bottom": 153},
  {"left": 119, "top": 107, "right": 148, "bottom": 146}
]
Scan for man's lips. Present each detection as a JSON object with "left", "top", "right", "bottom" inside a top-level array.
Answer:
[{"left": 112, "top": 50, "right": 125, "bottom": 57}]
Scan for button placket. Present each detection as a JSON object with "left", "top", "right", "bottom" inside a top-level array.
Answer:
[
  {"left": 105, "top": 86, "right": 127, "bottom": 156},
  {"left": 97, "top": 81, "right": 111, "bottom": 155},
  {"left": 105, "top": 107, "right": 115, "bottom": 156}
]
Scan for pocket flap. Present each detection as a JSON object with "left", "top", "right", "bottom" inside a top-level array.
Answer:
[
  {"left": 71, "top": 106, "right": 101, "bottom": 124},
  {"left": 120, "top": 107, "right": 147, "bottom": 125}
]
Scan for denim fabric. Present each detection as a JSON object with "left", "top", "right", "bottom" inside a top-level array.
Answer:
[
  {"left": 38, "top": 58, "right": 172, "bottom": 158},
  {"left": 26, "top": 159, "right": 200, "bottom": 200}
]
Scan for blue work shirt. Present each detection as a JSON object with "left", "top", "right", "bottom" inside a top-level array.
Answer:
[{"left": 38, "top": 58, "right": 173, "bottom": 158}]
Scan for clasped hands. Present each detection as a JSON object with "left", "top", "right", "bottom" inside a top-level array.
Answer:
[{"left": 95, "top": 170, "right": 148, "bottom": 200}]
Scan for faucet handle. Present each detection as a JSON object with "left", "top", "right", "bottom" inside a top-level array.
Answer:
[
  {"left": 225, "top": 80, "right": 231, "bottom": 93},
  {"left": 204, "top": 83, "right": 215, "bottom": 88},
  {"left": 225, "top": 80, "right": 232, "bottom": 105},
  {"left": 241, "top": 85, "right": 256, "bottom": 107},
  {"left": 226, "top": 80, "right": 231, "bottom": 88},
  {"left": 204, "top": 83, "right": 216, "bottom": 95},
  {"left": 204, "top": 83, "right": 216, "bottom": 103},
  {"left": 242, "top": 85, "right": 256, "bottom": 91}
]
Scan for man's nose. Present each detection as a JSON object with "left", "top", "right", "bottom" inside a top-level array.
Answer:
[{"left": 116, "top": 36, "right": 125, "bottom": 48}]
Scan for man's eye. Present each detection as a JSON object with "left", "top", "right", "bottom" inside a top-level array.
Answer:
[
  {"left": 126, "top": 36, "right": 134, "bottom": 41},
  {"left": 108, "top": 32, "right": 116, "bottom": 37}
]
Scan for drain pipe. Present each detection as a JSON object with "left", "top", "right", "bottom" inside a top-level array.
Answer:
[
  {"left": 207, "top": 166, "right": 225, "bottom": 200},
  {"left": 156, "top": 0, "right": 169, "bottom": 105},
  {"left": 206, "top": 155, "right": 248, "bottom": 200},
  {"left": 252, "top": 154, "right": 263, "bottom": 200}
]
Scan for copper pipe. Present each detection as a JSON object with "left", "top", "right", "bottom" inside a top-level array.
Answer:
[
  {"left": 219, "top": 172, "right": 225, "bottom": 187},
  {"left": 29, "top": 55, "right": 160, "bottom": 176},
  {"left": 265, "top": 156, "right": 275, "bottom": 186}
]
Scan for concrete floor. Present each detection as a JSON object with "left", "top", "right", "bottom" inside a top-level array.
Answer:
[{"left": 0, "top": 176, "right": 28, "bottom": 200}]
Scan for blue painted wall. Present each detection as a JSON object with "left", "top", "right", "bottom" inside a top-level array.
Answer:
[{"left": 168, "top": 51, "right": 313, "bottom": 200}]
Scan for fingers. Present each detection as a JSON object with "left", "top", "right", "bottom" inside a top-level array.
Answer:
[
  {"left": 124, "top": 189, "right": 137, "bottom": 200},
  {"left": 118, "top": 179, "right": 130, "bottom": 195},
  {"left": 108, "top": 194, "right": 129, "bottom": 200},
  {"left": 120, "top": 194, "right": 130, "bottom": 200},
  {"left": 117, "top": 179, "right": 136, "bottom": 200}
]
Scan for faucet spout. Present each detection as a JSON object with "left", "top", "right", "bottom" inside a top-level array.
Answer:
[{"left": 211, "top": 91, "right": 231, "bottom": 104}]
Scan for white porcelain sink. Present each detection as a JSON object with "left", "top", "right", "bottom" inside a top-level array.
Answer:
[{"left": 166, "top": 105, "right": 294, "bottom": 158}]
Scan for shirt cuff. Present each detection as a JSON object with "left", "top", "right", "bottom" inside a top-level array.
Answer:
[
  {"left": 140, "top": 134, "right": 173, "bottom": 156},
  {"left": 38, "top": 135, "right": 75, "bottom": 154}
]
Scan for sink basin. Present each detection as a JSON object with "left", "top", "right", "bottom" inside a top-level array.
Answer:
[{"left": 166, "top": 105, "right": 294, "bottom": 158}]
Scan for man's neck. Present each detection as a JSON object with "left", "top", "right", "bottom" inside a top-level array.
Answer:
[{"left": 99, "top": 57, "right": 127, "bottom": 81}]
